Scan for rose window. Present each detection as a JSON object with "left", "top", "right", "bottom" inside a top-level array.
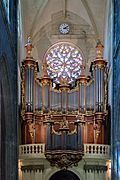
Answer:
[{"left": 45, "top": 42, "right": 83, "bottom": 84}]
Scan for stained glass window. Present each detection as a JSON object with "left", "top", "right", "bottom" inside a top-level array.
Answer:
[{"left": 45, "top": 42, "right": 83, "bottom": 84}]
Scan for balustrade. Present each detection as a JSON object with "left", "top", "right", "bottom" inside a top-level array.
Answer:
[
  {"left": 19, "top": 143, "right": 110, "bottom": 159},
  {"left": 84, "top": 144, "right": 110, "bottom": 159},
  {"left": 19, "top": 144, "right": 45, "bottom": 159}
]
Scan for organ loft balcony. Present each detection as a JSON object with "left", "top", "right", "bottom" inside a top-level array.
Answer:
[{"left": 19, "top": 38, "right": 110, "bottom": 178}]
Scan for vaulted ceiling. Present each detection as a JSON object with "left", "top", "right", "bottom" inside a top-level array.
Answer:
[{"left": 19, "top": 0, "right": 106, "bottom": 76}]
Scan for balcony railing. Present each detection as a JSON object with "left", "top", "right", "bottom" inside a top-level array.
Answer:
[
  {"left": 84, "top": 144, "right": 110, "bottom": 159},
  {"left": 19, "top": 144, "right": 45, "bottom": 159},
  {"left": 19, "top": 143, "right": 110, "bottom": 160}
]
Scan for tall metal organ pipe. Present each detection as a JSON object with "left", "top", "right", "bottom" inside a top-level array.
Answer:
[
  {"left": 25, "top": 66, "right": 34, "bottom": 112},
  {"left": 93, "top": 41, "right": 107, "bottom": 113},
  {"left": 41, "top": 80, "right": 50, "bottom": 113},
  {"left": 21, "top": 37, "right": 37, "bottom": 144},
  {"left": 77, "top": 76, "right": 87, "bottom": 113},
  {"left": 60, "top": 86, "right": 69, "bottom": 113},
  {"left": 23, "top": 38, "right": 36, "bottom": 113}
]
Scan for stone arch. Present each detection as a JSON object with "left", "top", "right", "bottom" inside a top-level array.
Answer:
[
  {"left": 49, "top": 170, "right": 80, "bottom": 180},
  {"left": 44, "top": 166, "right": 84, "bottom": 180}
]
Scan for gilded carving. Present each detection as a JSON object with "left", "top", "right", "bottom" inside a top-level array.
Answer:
[
  {"left": 28, "top": 121, "right": 35, "bottom": 141},
  {"left": 45, "top": 150, "right": 83, "bottom": 169}
]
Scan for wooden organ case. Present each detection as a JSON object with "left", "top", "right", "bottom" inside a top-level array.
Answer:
[{"left": 21, "top": 38, "right": 108, "bottom": 168}]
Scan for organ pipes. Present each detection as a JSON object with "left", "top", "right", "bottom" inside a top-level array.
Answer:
[{"left": 21, "top": 38, "right": 108, "bottom": 145}]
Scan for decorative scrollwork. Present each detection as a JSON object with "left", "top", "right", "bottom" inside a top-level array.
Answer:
[{"left": 45, "top": 150, "right": 83, "bottom": 169}]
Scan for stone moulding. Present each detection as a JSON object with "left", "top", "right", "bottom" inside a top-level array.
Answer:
[
  {"left": 84, "top": 164, "right": 107, "bottom": 173},
  {"left": 21, "top": 165, "right": 44, "bottom": 172}
]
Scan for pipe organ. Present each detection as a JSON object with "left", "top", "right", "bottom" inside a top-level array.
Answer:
[
  {"left": 21, "top": 38, "right": 108, "bottom": 168},
  {"left": 30, "top": 77, "right": 99, "bottom": 114}
]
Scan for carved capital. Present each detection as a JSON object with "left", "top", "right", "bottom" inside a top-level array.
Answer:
[
  {"left": 21, "top": 165, "right": 44, "bottom": 172},
  {"left": 84, "top": 164, "right": 107, "bottom": 173}
]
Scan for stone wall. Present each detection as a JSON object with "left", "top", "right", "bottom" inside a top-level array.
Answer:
[
  {"left": 0, "top": 1, "right": 18, "bottom": 180},
  {"left": 112, "top": 0, "right": 120, "bottom": 179}
]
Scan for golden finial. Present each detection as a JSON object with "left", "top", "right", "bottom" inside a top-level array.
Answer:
[
  {"left": 25, "top": 36, "right": 34, "bottom": 58},
  {"left": 96, "top": 40, "right": 104, "bottom": 59}
]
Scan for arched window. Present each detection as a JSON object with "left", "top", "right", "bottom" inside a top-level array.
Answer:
[{"left": 45, "top": 42, "right": 84, "bottom": 85}]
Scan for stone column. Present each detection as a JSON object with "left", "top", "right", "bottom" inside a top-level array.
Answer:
[
  {"left": 30, "top": 170, "right": 35, "bottom": 180},
  {"left": 22, "top": 170, "right": 30, "bottom": 180},
  {"left": 84, "top": 164, "right": 107, "bottom": 180},
  {"left": 35, "top": 169, "right": 43, "bottom": 180},
  {"left": 18, "top": 161, "right": 22, "bottom": 180},
  {"left": 21, "top": 165, "right": 44, "bottom": 180}
]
